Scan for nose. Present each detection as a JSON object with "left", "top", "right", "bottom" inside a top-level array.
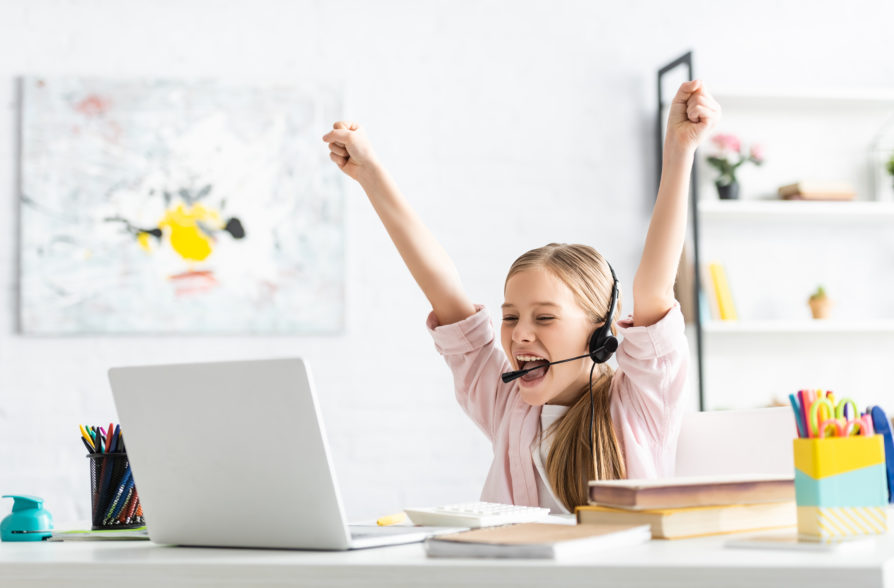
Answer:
[{"left": 511, "top": 319, "right": 535, "bottom": 344}]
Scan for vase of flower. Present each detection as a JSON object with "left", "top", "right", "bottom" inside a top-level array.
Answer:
[
  {"left": 715, "top": 180, "right": 740, "bottom": 200},
  {"left": 706, "top": 134, "right": 764, "bottom": 200}
]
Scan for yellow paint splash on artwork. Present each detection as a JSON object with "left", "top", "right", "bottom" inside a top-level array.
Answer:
[
  {"left": 159, "top": 203, "right": 224, "bottom": 262},
  {"left": 136, "top": 232, "right": 152, "bottom": 252}
]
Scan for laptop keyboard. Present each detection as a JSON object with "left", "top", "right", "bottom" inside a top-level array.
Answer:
[{"left": 403, "top": 502, "right": 550, "bottom": 528}]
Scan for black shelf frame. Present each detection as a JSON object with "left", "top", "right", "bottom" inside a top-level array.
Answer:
[{"left": 656, "top": 51, "right": 705, "bottom": 411}]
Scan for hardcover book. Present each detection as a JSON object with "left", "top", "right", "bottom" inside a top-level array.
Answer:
[
  {"left": 576, "top": 501, "right": 796, "bottom": 540},
  {"left": 588, "top": 474, "right": 795, "bottom": 510}
]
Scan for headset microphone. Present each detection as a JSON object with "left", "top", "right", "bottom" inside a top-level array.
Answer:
[{"left": 500, "top": 353, "right": 591, "bottom": 383}]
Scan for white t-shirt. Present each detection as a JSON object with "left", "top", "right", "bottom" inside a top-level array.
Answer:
[{"left": 532, "top": 404, "right": 571, "bottom": 514}]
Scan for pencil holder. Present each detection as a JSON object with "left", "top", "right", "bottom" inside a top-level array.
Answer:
[
  {"left": 87, "top": 452, "right": 143, "bottom": 530},
  {"left": 793, "top": 436, "right": 888, "bottom": 541}
]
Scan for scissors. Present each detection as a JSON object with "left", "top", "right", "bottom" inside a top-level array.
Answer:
[{"left": 808, "top": 396, "right": 870, "bottom": 438}]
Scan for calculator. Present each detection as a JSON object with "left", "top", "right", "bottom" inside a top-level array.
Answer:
[{"left": 403, "top": 502, "right": 551, "bottom": 528}]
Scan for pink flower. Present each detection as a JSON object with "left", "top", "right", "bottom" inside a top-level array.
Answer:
[
  {"left": 706, "top": 132, "right": 765, "bottom": 185},
  {"left": 749, "top": 144, "right": 765, "bottom": 163},
  {"left": 711, "top": 133, "right": 741, "bottom": 154}
]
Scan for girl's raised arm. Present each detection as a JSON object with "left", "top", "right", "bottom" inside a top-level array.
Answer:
[
  {"left": 323, "top": 121, "right": 476, "bottom": 326},
  {"left": 632, "top": 80, "right": 721, "bottom": 327}
]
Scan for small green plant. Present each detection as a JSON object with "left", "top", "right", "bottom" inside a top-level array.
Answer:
[
  {"left": 809, "top": 285, "right": 827, "bottom": 301},
  {"left": 808, "top": 285, "right": 832, "bottom": 319},
  {"left": 887, "top": 153, "right": 894, "bottom": 178}
]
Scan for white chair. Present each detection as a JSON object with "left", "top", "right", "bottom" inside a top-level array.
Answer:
[{"left": 674, "top": 407, "right": 796, "bottom": 477}]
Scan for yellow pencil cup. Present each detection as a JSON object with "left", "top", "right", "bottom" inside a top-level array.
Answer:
[{"left": 793, "top": 436, "right": 887, "bottom": 541}]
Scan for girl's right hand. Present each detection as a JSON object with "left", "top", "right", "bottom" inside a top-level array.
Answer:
[{"left": 322, "top": 121, "right": 379, "bottom": 182}]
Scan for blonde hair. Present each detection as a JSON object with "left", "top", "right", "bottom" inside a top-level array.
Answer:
[{"left": 505, "top": 243, "right": 627, "bottom": 510}]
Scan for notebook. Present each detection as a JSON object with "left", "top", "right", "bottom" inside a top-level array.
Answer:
[
  {"left": 424, "top": 522, "right": 651, "bottom": 559},
  {"left": 109, "top": 357, "right": 460, "bottom": 550}
]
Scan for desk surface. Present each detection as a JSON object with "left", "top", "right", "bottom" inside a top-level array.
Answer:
[{"left": 3, "top": 530, "right": 894, "bottom": 588}]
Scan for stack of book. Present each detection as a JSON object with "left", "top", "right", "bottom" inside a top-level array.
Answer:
[
  {"left": 576, "top": 474, "right": 797, "bottom": 540},
  {"left": 778, "top": 181, "right": 856, "bottom": 201}
]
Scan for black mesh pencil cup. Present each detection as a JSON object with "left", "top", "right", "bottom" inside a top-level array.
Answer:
[{"left": 87, "top": 452, "right": 144, "bottom": 530}]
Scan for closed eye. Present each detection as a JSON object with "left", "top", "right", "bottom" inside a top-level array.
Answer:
[
  {"left": 536, "top": 316, "right": 555, "bottom": 322},
  {"left": 502, "top": 316, "right": 518, "bottom": 323}
]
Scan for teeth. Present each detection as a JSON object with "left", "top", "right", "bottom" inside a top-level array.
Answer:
[{"left": 516, "top": 355, "right": 546, "bottom": 362}]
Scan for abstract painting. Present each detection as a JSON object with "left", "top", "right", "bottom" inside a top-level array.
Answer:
[{"left": 19, "top": 77, "right": 344, "bottom": 334}]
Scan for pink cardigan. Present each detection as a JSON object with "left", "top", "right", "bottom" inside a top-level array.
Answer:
[{"left": 426, "top": 303, "right": 689, "bottom": 507}]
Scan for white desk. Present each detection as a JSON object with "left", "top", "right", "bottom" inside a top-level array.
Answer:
[{"left": 2, "top": 531, "right": 894, "bottom": 588}]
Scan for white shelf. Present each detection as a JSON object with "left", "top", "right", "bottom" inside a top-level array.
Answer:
[
  {"left": 697, "top": 199, "right": 894, "bottom": 222},
  {"left": 712, "top": 88, "right": 894, "bottom": 108},
  {"left": 702, "top": 320, "right": 894, "bottom": 334}
]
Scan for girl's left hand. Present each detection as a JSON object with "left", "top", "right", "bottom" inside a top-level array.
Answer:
[{"left": 665, "top": 80, "right": 721, "bottom": 155}]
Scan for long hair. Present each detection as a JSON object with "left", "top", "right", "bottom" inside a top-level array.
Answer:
[{"left": 505, "top": 243, "right": 627, "bottom": 511}]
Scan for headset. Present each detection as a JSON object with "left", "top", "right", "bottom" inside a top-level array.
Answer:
[{"left": 500, "top": 262, "right": 619, "bottom": 454}]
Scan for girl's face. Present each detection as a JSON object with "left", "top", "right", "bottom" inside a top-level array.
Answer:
[{"left": 501, "top": 267, "right": 596, "bottom": 406}]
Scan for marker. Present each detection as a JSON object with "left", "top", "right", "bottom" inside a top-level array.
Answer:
[
  {"left": 110, "top": 424, "right": 121, "bottom": 453},
  {"left": 103, "top": 469, "right": 133, "bottom": 525},
  {"left": 788, "top": 393, "right": 805, "bottom": 438},
  {"left": 106, "top": 423, "right": 114, "bottom": 453},
  {"left": 79, "top": 425, "right": 96, "bottom": 451}
]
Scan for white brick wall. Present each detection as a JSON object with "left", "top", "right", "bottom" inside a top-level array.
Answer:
[{"left": 1, "top": 0, "right": 893, "bottom": 522}]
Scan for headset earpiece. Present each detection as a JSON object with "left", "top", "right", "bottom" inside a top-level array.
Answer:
[
  {"left": 589, "top": 332, "right": 618, "bottom": 364},
  {"left": 587, "top": 263, "right": 619, "bottom": 364}
]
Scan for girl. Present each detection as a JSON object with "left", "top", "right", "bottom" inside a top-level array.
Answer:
[{"left": 323, "top": 80, "right": 720, "bottom": 513}]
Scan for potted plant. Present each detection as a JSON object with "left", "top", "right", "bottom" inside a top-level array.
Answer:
[
  {"left": 705, "top": 133, "right": 764, "bottom": 199},
  {"left": 887, "top": 152, "right": 894, "bottom": 189},
  {"left": 808, "top": 285, "right": 832, "bottom": 319}
]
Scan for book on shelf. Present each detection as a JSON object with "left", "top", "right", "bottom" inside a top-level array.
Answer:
[
  {"left": 423, "top": 522, "right": 651, "bottom": 559},
  {"left": 707, "top": 262, "right": 737, "bottom": 321},
  {"left": 576, "top": 501, "right": 796, "bottom": 540},
  {"left": 699, "top": 264, "right": 721, "bottom": 321},
  {"left": 587, "top": 474, "right": 795, "bottom": 510},
  {"left": 778, "top": 181, "right": 856, "bottom": 201}
]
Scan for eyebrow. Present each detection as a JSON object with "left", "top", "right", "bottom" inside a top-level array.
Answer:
[{"left": 500, "top": 302, "right": 561, "bottom": 309}]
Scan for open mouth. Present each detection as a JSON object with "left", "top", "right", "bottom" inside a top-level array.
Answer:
[{"left": 516, "top": 354, "right": 550, "bottom": 383}]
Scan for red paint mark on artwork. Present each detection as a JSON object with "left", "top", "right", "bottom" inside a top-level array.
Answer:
[
  {"left": 75, "top": 94, "right": 111, "bottom": 117},
  {"left": 168, "top": 270, "right": 219, "bottom": 297}
]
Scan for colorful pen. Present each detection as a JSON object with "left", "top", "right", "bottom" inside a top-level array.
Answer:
[
  {"left": 788, "top": 393, "right": 805, "bottom": 438},
  {"left": 103, "top": 469, "right": 133, "bottom": 525},
  {"left": 79, "top": 425, "right": 96, "bottom": 451},
  {"left": 106, "top": 423, "right": 114, "bottom": 453},
  {"left": 110, "top": 424, "right": 121, "bottom": 453}
]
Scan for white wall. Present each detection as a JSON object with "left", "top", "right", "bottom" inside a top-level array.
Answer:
[{"left": 1, "top": 0, "right": 893, "bottom": 523}]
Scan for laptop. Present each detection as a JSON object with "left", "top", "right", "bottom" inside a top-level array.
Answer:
[{"left": 108, "top": 357, "right": 454, "bottom": 550}]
